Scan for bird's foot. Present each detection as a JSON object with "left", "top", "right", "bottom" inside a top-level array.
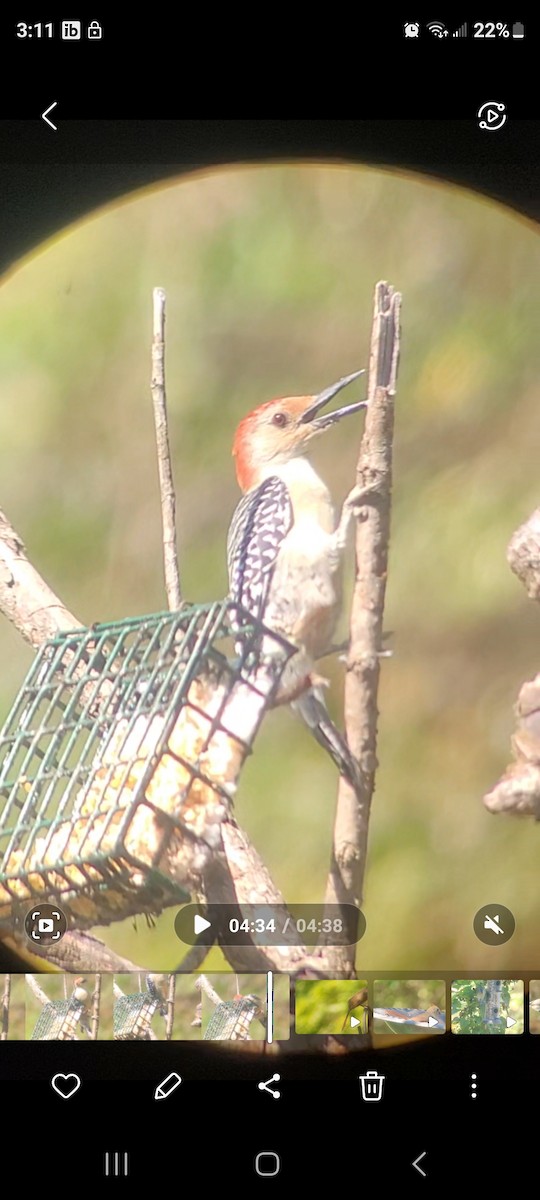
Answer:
[
  {"left": 309, "top": 671, "right": 330, "bottom": 691},
  {"left": 344, "top": 482, "right": 377, "bottom": 513},
  {"left": 335, "top": 484, "right": 376, "bottom": 548}
]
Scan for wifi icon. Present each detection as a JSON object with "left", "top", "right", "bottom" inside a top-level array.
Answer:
[{"left": 427, "top": 21, "right": 449, "bottom": 37}]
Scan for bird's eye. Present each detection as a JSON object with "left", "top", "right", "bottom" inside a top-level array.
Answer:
[{"left": 271, "top": 411, "right": 288, "bottom": 427}]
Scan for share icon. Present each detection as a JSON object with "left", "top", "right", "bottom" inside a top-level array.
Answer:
[{"left": 258, "top": 1073, "right": 281, "bottom": 1099}]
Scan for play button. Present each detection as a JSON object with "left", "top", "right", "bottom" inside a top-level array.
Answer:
[{"left": 174, "top": 905, "right": 214, "bottom": 944}]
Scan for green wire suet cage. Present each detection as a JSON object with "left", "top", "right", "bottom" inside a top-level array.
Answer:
[
  {"left": 203, "top": 993, "right": 266, "bottom": 1041},
  {"left": 114, "top": 990, "right": 162, "bottom": 1040},
  {"left": 0, "top": 599, "right": 293, "bottom": 933},
  {"left": 31, "top": 996, "right": 88, "bottom": 1040}
]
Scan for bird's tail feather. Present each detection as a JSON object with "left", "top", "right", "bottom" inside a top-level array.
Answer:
[{"left": 291, "top": 686, "right": 360, "bottom": 786}]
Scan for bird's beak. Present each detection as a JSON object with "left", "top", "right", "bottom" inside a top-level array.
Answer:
[{"left": 300, "top": 369, "right": 366, "bottom": 429}]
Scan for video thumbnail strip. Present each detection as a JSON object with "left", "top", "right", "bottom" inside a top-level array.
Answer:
[
  {"left": 3, "top": 973, "right": 540, "bottom": 1042},
  {"left": 0, "top": 972, "right": 290, "bottom": 1042}
]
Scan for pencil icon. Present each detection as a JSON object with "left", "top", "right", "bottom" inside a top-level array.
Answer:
[{"left": 154, "top": 1071, "right": 182, "bottom": 1100}]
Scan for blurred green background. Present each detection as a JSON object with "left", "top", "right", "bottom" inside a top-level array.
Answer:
[
  {"left": 0, "top": 164, "right": 539, "bottom": 973},
  {"left": 374, "top": 978, "right": 444, "bottom": 1012},
  {"left": 296, "top": 978, "right": 369, "bottom": 1035}
]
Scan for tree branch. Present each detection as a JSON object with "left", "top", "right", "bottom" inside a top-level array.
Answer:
[
  {"left": 151, "top": 287, "right": 182, "bottom": 610},
  {"left": 0, "top": 929, "right": 142, "bottom": 974},
  {"left": 325, "top": 281, "right": 401, "bottom": 971},
  {"left": 90, "top": 972, "right": 101, "bottom": 1040}
]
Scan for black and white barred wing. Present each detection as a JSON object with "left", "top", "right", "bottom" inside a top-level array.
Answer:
[{"left": 227, "top": 476, "right": 293, "bottom": 627}]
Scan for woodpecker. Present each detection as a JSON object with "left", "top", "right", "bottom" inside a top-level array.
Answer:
[
  {"left": 146, "top": 973, "right": 168, "bottom": 1015},
  {"left": 70, "top": 976, "right": 89, "bottom": 1006},
  {"left": 227, "top": 369, "right": 367, "bottom": 784},
  {"left": 70, "top": 976, "right": 92, "bottom": 1036}
]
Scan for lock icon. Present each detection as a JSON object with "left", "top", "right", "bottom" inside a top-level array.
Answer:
[{"left": 87, "top": 20, "right": 102, "bottom": 38}]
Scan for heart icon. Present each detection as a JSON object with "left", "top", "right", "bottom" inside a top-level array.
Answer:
[{"left": 51, "top": 1073, "right": 81, "bottom": 1099}]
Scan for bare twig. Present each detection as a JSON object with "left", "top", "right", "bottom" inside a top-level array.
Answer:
[
  {"left": 89, "top": 973, "right": 101, "bottom": 1040},
  {"left": 165, "top": 973, "right": 176, "bottom": 1040},
  {"left": 151, "top": 287, "right": 182, "bottom": 610},
  {"left": 485, "top": 506, "right": 540, "bottom": 818},
  {"left": 325, "top": 282, "right": 401, "bottom": 970}
]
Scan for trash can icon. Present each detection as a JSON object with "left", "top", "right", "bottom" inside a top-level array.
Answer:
[{"left": 359, "top": 1070, "right": 385, "bottom": 1102}]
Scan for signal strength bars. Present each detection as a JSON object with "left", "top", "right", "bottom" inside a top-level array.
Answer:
[{"left": 453, "top": 22, "right": 468, "bottom": 36}]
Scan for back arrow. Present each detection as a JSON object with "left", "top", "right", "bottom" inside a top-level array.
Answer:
[
  {"left": 41, "top": 102, "right": 57, "bottom": 131},
  {"left": 412, "top": 1151, "right": 427, "bottom": 1177}
]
